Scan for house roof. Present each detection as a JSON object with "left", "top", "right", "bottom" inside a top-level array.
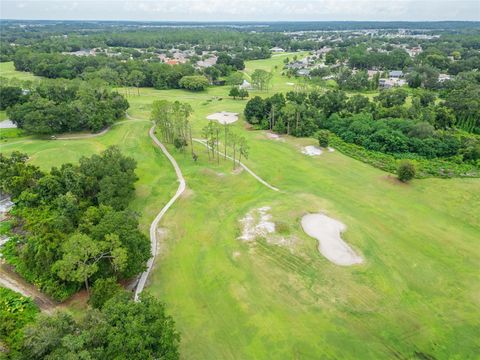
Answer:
[{"left": 389, "top": 70, "right": 403, "bottom": 77}]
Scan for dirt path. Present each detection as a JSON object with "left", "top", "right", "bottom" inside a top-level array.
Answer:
[
  {"left": 0, "top": 261, "right": 56, "bottom": 313},
  {"left": 133, "top": 125, "right": 186, "bottom": 301},
  {"left": 193, "top": 138, "right": 280, "bottom": 192}
]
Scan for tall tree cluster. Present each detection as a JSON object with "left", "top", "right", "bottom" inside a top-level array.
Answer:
[
  {"left": 244, "top": 89, "right": 480, "bottom": 164},
  {"left": 2, "top": 79, "right": 128, "bottom": 134},
  {"left": 0, "top": 148, "right": 150, "bottom": 300},
  {"left": 3, "top": 292, "right": 180, "bottom": 360},
  {"left": 151, "top": 100, "right": 194, "bottom": 152},
  {"left": 201, "top": 122, "right": 249, "bottom": 169}
]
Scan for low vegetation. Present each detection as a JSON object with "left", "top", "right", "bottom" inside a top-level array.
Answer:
[{"left": 0, "top": 287, "right": 39, "bottom": 354}]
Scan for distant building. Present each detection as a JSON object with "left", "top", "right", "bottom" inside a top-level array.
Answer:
[
  {"left": 196, "top": 56, "right": 217, "bottom": 68},
  {"left": 438, "top": 74, "right": 452, "bottom": 82},
  {"left": 379, "top": 78, "right": 406, "bottom": 88},
  {"left": 406, "top": 47, "right": 422, "bottom": 57},
  {"left": 270, "top": 47, "right": 285, "bottom": 53},
  {"left": 389, "top": 70, "right": 404, "bottom": 78},
  {"left": 285, "top": 62, "right": 304, "bottom": 70},
  {"left": 166, "top": 59, "right": 180, "bottom": 65},
  {"left": 297, "top": 69, "right": 311, "bottom": 77}
]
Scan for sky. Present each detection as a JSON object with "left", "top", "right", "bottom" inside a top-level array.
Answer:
[{"left": 1, "top": 0, "right": 479, "bottom": 22}]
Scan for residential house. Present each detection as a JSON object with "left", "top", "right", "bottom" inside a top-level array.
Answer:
[
  {"left": 389, "top": 70, "right": 404, "bottom": 78},
  {"left": 438, "top": 74, "right": 452, "bottom": 82}
]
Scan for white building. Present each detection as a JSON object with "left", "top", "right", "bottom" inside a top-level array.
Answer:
[
  {"left": 270, "top": 47, "right": 285, "bottom": 53},
  {"left": 239, "top": 80, "right": 253, "bottom": 90}
]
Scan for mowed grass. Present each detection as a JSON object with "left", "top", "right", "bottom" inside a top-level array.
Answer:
[
  {"left": 0, "top": 61, "right": 41, "bottom": 82},
  {"left": 0, "top": 110, "right": 177, "bottom": 233},
  {"left": 1, "top": 62, "right": 480, "bottom": 359}
]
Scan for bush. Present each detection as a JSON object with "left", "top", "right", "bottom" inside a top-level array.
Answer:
[
  {"left": 179, "top": 75, "right": 209, "bottom": 91},
  {"left": 316, "top": 130, "right": 330, "bottom": 148},
  {"left": 0, "top": 287, "right": 39, "bottom": 351},
  {"left": 89, "top": 278, "right": 123, "bottom": 309},
  {"left": 397, "top": 161, "right": 416, "bottom": 182}
]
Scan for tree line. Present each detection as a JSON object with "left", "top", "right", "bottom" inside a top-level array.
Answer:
[
  {"left": 244, "top": 89, "right": 480, "bottom": 164},
  {"left": 1, "top": 78, "right": 129, "bottom": 134}
]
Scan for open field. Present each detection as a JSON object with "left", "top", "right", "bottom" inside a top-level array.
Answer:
[
  {"left": 1, "top": 61, "right": 479, "bottom": 359},
  {"left": 0, "top": 61, "right": 41, "bottom": 82}
]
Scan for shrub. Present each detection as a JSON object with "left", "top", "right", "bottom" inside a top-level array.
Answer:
[
  {"left": 179, "top": 75, "right": 209, "bottom": 91},
  {"left": 0, "top": 287, "right": 39, "bottom": 351},
  {"left": 89, "top": 278, "right": 123, "bottom": 309},
  {"left": 397, "top": 161, "right": 416, "bottom": 182},
  {"left": 316, "top": 130, "right": 330, "bottom": 148}
]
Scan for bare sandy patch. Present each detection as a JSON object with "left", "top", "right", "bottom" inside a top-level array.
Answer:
[
  {"left": 238, "top": 206, "right": 275, "bottom": 242},
  {"left": 302, "top": 145, "right": 323, "bottom": 156},
  {"left": 328, "top": 147, "right": 335, "bottom": 152},
  {"left": 301, "top": 213, "right": 363, "bottom": 266},
  {"left": 238, "top": 207, "right": 295, "bottom": 248},
  {"left": 232, "top": 166, "right": 244, "bottom": 175},
  {"left": 265, "top": 132, "right": 285, "bottom": 141},
  {"left": 0, "top": 120, "right": 17, "bottom": 129},
  {"left": 207, "top": 111, "right": 239, "bottom": 124}
]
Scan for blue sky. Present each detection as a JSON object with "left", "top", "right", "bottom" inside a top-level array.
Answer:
[{"left": 1, "top": 0, "right": 479, "bottom": 21}]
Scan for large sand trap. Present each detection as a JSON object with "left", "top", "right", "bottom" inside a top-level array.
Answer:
[
  {"left": 301, "top": 213, "right": 363, "bottom": 266},
  {"left": 238, "top": 206, "right": 275, "bottom": 241},
  {"left": 302, "top": 145, "right": 323, "bottom": 156},
  {"left": 207, "top": 111, "right": 239, "bottom": 124}
]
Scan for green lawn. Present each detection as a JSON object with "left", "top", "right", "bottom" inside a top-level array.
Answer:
[
  {"left": 1, "top": 61, "right": 479, "bottom": 359},
  {"left": 0, "top": 61, "right": 41, "bottom": 82}
]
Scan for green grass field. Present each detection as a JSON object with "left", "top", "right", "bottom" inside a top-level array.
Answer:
[{"left": 0, "top": 61, "right": 479, "bottom": 359}]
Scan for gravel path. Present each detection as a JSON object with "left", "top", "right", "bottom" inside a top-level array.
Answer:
[
  {"left": 0, "top": 261, "right": 56, "bottom": 313},
  {"left": 133, "top": 125, "right": 186, "bottom": 301}
]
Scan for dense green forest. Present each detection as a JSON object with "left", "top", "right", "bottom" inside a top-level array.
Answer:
[
  {"left": 244, "top": 87, "right": 479, "bottom": 176},
  {"left": 0, "top": 288, "right": 180, "bottom": 359},
  {"left": 1, "top": 78, "right": 128, "bottom": 134},
  {"left": 0, "top": 148, "right": 150, "bottom": 300}
]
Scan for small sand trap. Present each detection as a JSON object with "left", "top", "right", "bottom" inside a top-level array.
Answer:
[
  {"left": 207, "top": 111, "right": 239, "bottom": 124},
  {"left": 0, "top": 120, "right": 17, "bottom": 129},
  {"left": 301, "top": 213, "right": 363, "bottom": 266},
  {"left": 238, "top": 206, "right": 275, "bottom": 241},
  {"left": 327, "top": 147, "right": 335, "bottom": 152},
  {"left": 302, "top": 146, "right": 323, "bottom": 156},
  {"left": 286, "top": 82, "right": 294, "bottom": 86}
]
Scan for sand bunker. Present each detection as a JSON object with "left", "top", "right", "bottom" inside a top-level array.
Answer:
[
  {"left": 207, "top": 111, "right": 239, "bottom": 124},
  {"left": 302, "top": 146, "right": 323, "bottom": 156},
  {"left": 301, "top": 213, "right": 363, "bottom": 266},
  {"left": 238, "top": 206, "right": 275, "bottom": 241},
  {"left": 0, "top": 120, "right": 17, "bottom": 129},
  {"left": 328, "top": 147, "right": 335, "bottom": 152}
]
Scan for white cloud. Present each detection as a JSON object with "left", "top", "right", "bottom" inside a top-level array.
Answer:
[{"left": 1, "top": 0, "right": 479, "bottom": 21}]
